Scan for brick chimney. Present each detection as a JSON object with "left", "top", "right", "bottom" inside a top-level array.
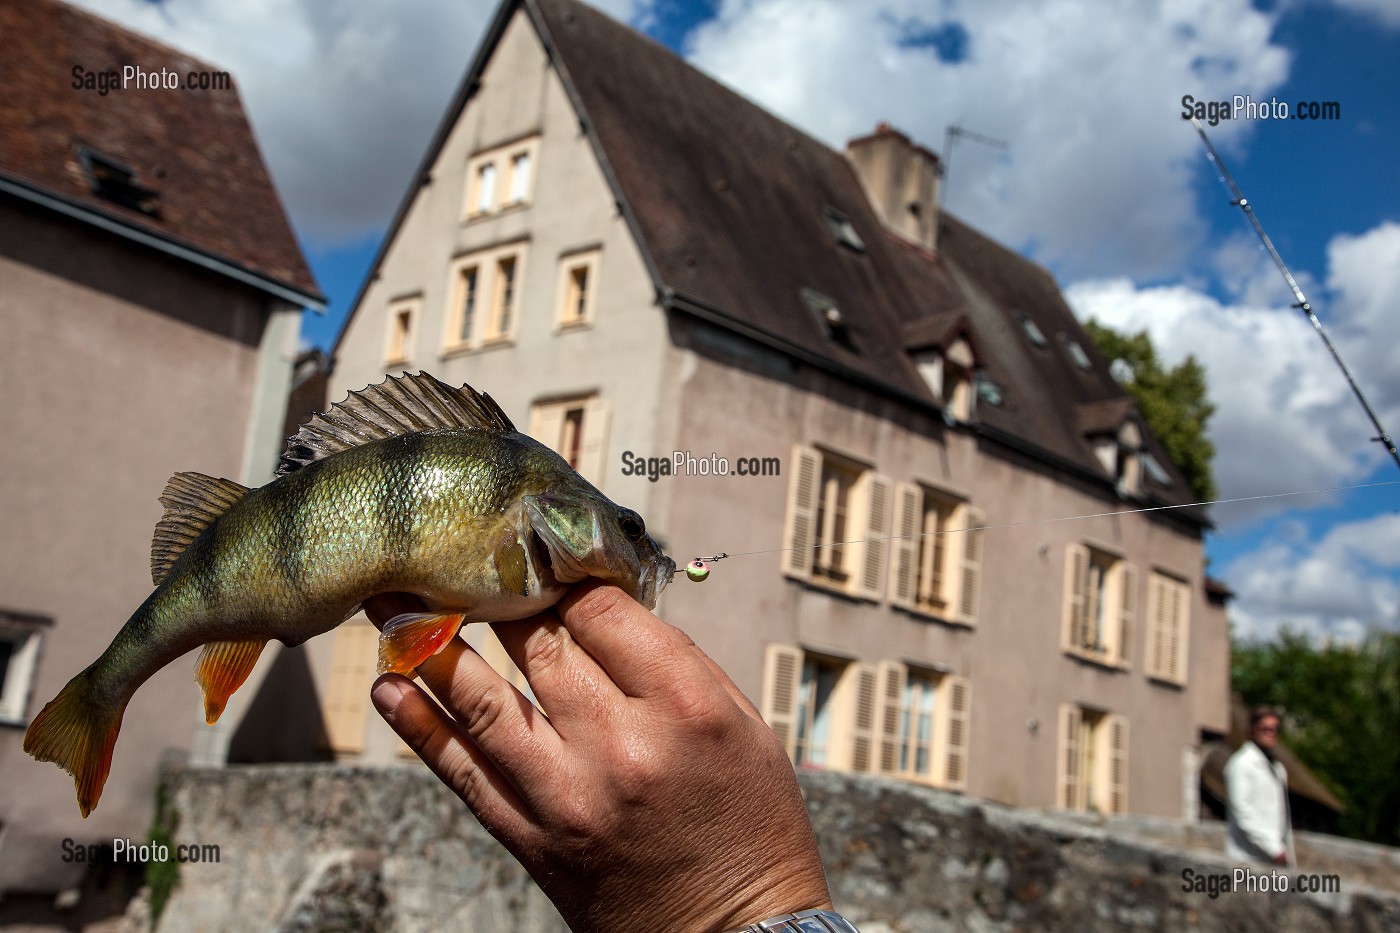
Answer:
[{"left": 844, "top": 122, "right": 941, "bottom": 252}]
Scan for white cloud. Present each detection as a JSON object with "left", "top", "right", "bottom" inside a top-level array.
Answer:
[
  {"left": 1064, "top": 220, "right": 1400, "bottom": 527},
  {"left": 1328, "top": 0, "right": 1400, "bottom": 29},
  {"left": 1226, "top": 512, "right": 1400, "bottom": 642},
  {"left": 685, "top": 0, "right": 1290, "bottom": 280},
  {"left": 70, "top": 0, "right": 497, "bottom": 246}
]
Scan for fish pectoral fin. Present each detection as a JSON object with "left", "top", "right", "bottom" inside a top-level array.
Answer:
[
  {"left": 377, "top": 611, "right": 467, "bottom": 676},
  {"left": 495, "top": 538, "right": 530, "bottom": 597},
  {"left": 195, "top": 639, "right": 268, "bottom": 725}
]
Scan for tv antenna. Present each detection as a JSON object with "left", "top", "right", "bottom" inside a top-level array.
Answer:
[{"left": 941, "top": 124, "right": 1007, "bottom": 209}]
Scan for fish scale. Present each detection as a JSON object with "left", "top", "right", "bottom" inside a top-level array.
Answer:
[{"left": 24, "top": 373, "right": 674, "bottom": 817}]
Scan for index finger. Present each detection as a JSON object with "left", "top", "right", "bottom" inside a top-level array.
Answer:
[{"left": 554, "top": 581, "right": 711, "bottom": 698}]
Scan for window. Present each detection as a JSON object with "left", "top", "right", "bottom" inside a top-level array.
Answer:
[
  {"left": 463, "top": 136, "right": 541, "bottom": 218},
  {"left": 890, "top": 484, "right": 984, "bottom": 625},
  {"left": 1146, "top": 571, "right": 1190, "bottom": 684},
  {"left": 782, "top": 446, "right": 891, "bottom": 600},
  {"left": 876, "top": 664, "right": 971, "bottom": 789},
  {"left": 506, "top": 151, "right": 532, "bottom": 205},
  {"left": 78, "top": 146, "right": 160, "bottom": 217},
  {"left": 1016, "top": 310, "right": 1048, "bottom": 348},
  {"left": 1064, "top": 336, "right": 1093, "bottom": 370},
  {"left": 821, "top": 206, "right": 865, "bottom": 252},
  {"left": 530, "top": 395, "right": 611, "bottom": 482},
  {"left": 1057, "top": 705, "right": 1128, "bottom": 814},
  {"left": 385, "top": 297, "right": 419, "bottom": 365},
  {"left": 322, "top": 621, "right": 379, "bottom": 754},
  {"left": 763, "top": 647, "right": 970, "bottom": 790},
  {"left": 801, "top": 289, "right": 854, "bottom": 349},
  {"left": 442, "top": 244, "right": 526, "bottom": 352},
  {"left": 914, "top": 336, "right": 975, "bottom": 421},
  {"left": 488, "top": 255, "right": 518, "bottom": 340},
  {"left": 556, "top": 249, "right": 601, "bottom": 328},
  {"left": 0, "top": 610, "right": 47, "bottom": 725},
  {"left": 1062, "top": 544, "right": 1136, "bottom": 667}
]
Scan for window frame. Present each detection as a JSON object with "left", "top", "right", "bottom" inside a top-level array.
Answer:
[
  {"left": 463, "top": 135, "right": 542, "bottom": 220},
  {"left": 1057, "top": 704, "right": 1129, "bottom": 814},
  {"left": 441, "top": 243, "right": 527, "bottom": 354},
  {"left": 1145, "top": 570, "right": 1191, "bottom": 685},
  {"left": 529, "top": 394, "right": 612, "bottom": 483},
  {"left": 555, "top": 248, "right": 602, "bottom": 330},
  {"left": 1062, "top": 543, "right": 1136, "bottom": 669},
  {"left": 890, "top": 483, "right": 984, "bottom": 626},
  {"left": 384, "top": 295, "right": 421, "bottom": 366},
  {"left": 781, "top": 445, "right": 891, "bottom": 601}
]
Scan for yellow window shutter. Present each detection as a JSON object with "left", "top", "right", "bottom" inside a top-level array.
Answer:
[
  {"left": 761, "top": 644, "right": 802, "bottom": 761},
  {"left": 941, "top": 675, "right": 971, "bottom": 791},
  {"left": 956, "top": 507, "right": 985, "bottom": 625},
  {"left": 1169, "top": 578, "right": 1189, "bottom": 683},
  {"left": 324, "top": 621, "right": 378, "bottom": 754},
  {"left": 855, "top": 473, "right": 892, "bottom": 600},
  {"left": 782, "top": 446, "right": 820, "bottom": 581},
  {"left": 576, "top": 397, "right": 612, "bottom": 483},
  {"left": 531, "top": 402, "right": 566, "bottom": 458},
  {"left": 1062, "top": 544, "right": 1089, "bottom": 652},
  {"left": 890, "top": 483, "right": 921, "bottom": 609},
  {"left": 875, "top": 661, "right": 906, "bottom": 774},
  {"left": 849, "top": 663, "right": 879, "bottom": 772},
  {"left": 1146, "top": 574, "right": 1168, "bottom": 679},
  {"left": 1117, "top": 562, "right": 1137, "bottom": 668},
  {"left": 1056, "top": 704, "right": 1081, "bottom": 810},
  {"left": 1108, "top": 715, "right": 1130, "bottom": 814}
]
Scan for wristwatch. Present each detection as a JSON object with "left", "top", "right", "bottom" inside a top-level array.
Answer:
[{"left": 724, "top": 908, "right": 862, "bottom": 932}]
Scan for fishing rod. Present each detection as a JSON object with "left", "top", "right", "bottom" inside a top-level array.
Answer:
[{"left": 1189, "top": 117, "right": 1400, "bottom": 474}]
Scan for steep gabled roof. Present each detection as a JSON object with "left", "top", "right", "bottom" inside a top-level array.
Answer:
[
  {"left": 347, "top": 0, "right": 1204, "bottom": 520},
  {"left": 0, "top": 0, "right": 322, "bottom": 306}
]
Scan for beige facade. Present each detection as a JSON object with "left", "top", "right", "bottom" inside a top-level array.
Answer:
[{"left": 324, "top": 0, "right": 1229, "bottom": 824}]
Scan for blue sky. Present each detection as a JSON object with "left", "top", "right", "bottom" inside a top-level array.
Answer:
[{"left": 79, "top": 0, "right": 1400, "bottom": 641}]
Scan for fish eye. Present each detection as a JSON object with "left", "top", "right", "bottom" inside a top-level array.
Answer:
[{"left": 618, "top": 509, "right": 646, "bottom": 540}]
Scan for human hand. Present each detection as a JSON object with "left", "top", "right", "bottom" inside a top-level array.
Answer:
[{"left": 364, "top": 583, "right": 833, "bottom": 933}]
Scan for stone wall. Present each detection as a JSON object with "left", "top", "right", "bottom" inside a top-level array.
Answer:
[{"left": 144, "top": 764, "right": 1400, "bottom": 933}]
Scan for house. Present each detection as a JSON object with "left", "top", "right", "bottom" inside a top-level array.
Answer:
[
  {"left": 0, "top": 0, "right": 322, "bottom": 899},
  {"left": 326, "top": 0, "right": 1229, "bottom": 818}
]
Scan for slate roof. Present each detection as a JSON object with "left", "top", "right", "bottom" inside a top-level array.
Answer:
[
  {"left": 0, "top": 0, "right": 322, "bottom": 304},
  {"left": 352, "top": 0, "right": 1205, "bottom": 521}
]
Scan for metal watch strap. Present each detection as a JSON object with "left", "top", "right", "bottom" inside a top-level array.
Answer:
[{"left": 725, "top": 907, "right": 861, "bottom": 933}]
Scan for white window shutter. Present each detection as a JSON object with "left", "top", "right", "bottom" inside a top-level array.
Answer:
[
  {"left": 325, "top": 622, "right": 378, "bottom": 754},
  {"left": 1108, "top": 715, "right": 1129, "bottom": 814},
  {"left": 531, "top": 402, "right": 566, "bottom": 456},
  {"left": 956, "top": 507, "right": 985, "bottom": 625},
  {"left": 576, "top": 397, "right": 612, "bottom": 483},
  {"left": 1062, "top": 544, "right": 1089, "bottom": 652},
  {"left": 1146, "top": 574, "right": 1167, "bottom": 679},
  {"left": 855, "top": 473, "right": 892, "bottom": 600},
  {"left": 1056, "top": 704, "right": 1082, "bottom": 810},
  {"left": 1117, "top": 562, "right": 1137, "bottom": 669},
  {"left": 761, "top": 644, "right": 802, "bottom": 761},
  {"left": 941, "top": 676, "right": 971, "bottom": 791},
  {"left": 875, "top": 661, "right": 906, "bottom": 774},
  {"left": 849, "top": 664, "right": 879, "bottom": 772},
  {"left": 782, "top": 446, "right": 820, "bottom": 581},
  {"left": 1169, "top": 578, "right": 1189, "bottom": 683},
  {"left": 890, "top": 483, "right": 921, "bottom": 609}
]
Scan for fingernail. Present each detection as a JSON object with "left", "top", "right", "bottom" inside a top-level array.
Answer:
[{"left": 371, "top": 676, "right": 407, "bottom": 713}]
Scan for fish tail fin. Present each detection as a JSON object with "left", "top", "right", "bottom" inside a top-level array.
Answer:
[{"left": 23, "top": 670, "right": 127, "bottom": 818}]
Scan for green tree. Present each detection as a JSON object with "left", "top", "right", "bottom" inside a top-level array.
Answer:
[
  {"left": 1231, "top": 629, "right": 1400, "bottom": 845},
  {"left": 1084, "top": 321, "right": 1217, "bottom": 502}
]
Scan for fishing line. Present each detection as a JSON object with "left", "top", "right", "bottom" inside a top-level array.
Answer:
[
  {"left": 1189, "top": 117, "right": 1400, "bottom": 473},
  {"left": 674, "top": 478, "right": 1400, "bottom": 577}
]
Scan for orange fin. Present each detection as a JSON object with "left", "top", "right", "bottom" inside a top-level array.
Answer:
[
  {"left": 23, "top": 670, "right": 127, "bottom": 818},
  {"left": 377, "top": 611, "right": 466, "bottom": 676},
  {"left": 195, "top": 639, "right": 267, "bottom": 725}
]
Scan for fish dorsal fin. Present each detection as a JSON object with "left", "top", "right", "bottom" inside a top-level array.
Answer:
[
  {"left": 277, "top": 371, "right": 516, "bottom": 475},
  {"left": 151, "top": 472, "right": 251, "bottom": 585}
]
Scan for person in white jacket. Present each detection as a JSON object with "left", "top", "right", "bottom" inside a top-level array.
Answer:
[{"left": 1225, "top": 706, "right": 1296, "bottom": 866}]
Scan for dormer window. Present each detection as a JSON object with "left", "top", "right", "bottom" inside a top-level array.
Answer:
[
  {"left": 1141, "top": 452, "right": 1172, "bottom": 487},
  {"left": 78, "top": 146, "right": 160, "bottom": 217},
  {"left": 1015, "top": 310, "right": 1048, "bottom": 348},
  {"left": 974, "top": 372, "right": 1004, "bottom": 407},
  {"left": 802, "top": 288, "right": 855, "bottom": 350},
  {"left": 1064, "top": 335, "right": 1093, "bottom": 370},
  {"left": 821, "top": 206, "right": 865, "bottom": 253}
]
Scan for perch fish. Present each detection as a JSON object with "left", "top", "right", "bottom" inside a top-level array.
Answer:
[{"left": 24, "top": 373, "right": 674, "bottom": 816}]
